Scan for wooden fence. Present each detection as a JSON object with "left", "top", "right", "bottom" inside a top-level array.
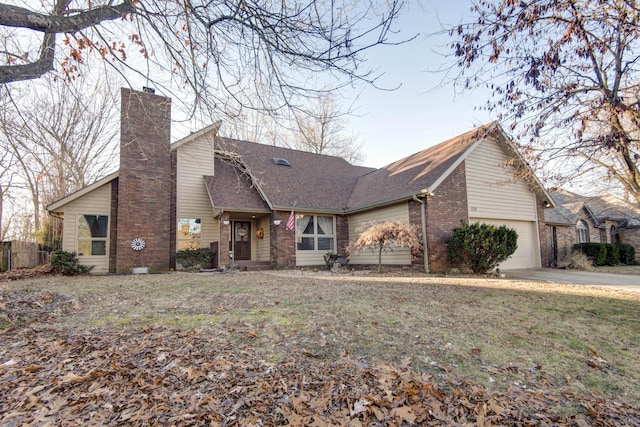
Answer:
[{"left": 0, "top": 241, "right": 49, "bottom": 272}]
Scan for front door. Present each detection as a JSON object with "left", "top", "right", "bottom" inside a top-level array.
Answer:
[{"left": 233, "top": 221, "right": 251, "bottom": 260}]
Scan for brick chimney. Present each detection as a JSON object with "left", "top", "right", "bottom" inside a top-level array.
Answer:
[{"left": 116, "top": 88, "right": 172, "bottom": 273}]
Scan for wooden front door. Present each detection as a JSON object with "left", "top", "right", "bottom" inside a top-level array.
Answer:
[{"left": 233, "top": 221, "right": 251, "bottom": 260}]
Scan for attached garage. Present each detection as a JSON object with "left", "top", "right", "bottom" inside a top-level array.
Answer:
[{"left": 470, "top": 218, "right": 541, "bottom": 269}]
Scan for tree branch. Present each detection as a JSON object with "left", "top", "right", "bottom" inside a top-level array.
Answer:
[{"left": 0, "top": 1, "right": 135, "bottom": 33}]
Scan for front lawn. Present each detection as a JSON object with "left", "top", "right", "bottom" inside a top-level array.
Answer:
[{"left": 1, "top": 271, "right": 638, "bottom": 425}]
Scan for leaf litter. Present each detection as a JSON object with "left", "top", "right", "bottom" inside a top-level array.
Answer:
[{"left": 0, "top": 270, "right": 639, "bottom": 426}]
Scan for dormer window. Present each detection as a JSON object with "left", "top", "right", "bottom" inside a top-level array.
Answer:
[{"left": 272, "top": 157, "right": 291, "bottom": 166}]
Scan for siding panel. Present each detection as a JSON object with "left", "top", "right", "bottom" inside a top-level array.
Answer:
[
  {"left": 61, "top": 183, "right": 112, "bottom": 273},
  {"left": 348, "top": 203, "right": 411, "bottom": 265},
  {"left": 466, "top": 141, "right": 537, "bottom": 221},
  {"left": 176, "top": 136, "right": 219, "bottom": 247}
]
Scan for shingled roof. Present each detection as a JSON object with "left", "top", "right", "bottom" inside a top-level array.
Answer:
[
  {"left": 201, "top": 122, "right": 551, "bottom": 214},
  {"left": 547, "top": 189, "right": 640, "bottom": 227},
  {"left": 347, "top": 123, "right": 500, "bottom": 211},
  {"left": 210, "top": 137, "right": 374, "bottom": 212}
]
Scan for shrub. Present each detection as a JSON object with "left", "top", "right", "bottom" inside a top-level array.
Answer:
[
  {"left": 446, "top": 222, "right": 518, "bottom": 274},
  {"left": 175, "top": 248, "right": 217, "bottom": 269},
  {"left": 618, "top": 243, "right": 636, "bottom": 264},
  {"left": 573, "top": 243, "right": 607, "bottom": 266},
  {"left": 566, "top": 250, "right": 593, "bottom": 271},
  {"left": 324, "top": 252, "right": 339, "bottom": 270},
  {"left": 604, "top": 243, "right": 620, "bottom": 266},
  {"left": 50, "top": 250, "right": 93, "bottom": 275}
]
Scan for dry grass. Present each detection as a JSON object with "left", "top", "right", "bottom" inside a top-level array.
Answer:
[{"left": 2, "top": 270, "right": 639, "bottom": 415}]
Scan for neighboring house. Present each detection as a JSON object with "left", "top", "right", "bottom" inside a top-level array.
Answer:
[
  {"left": 545, "top": 189, "right": 640, "bottom": 265},
  {"left": 46, "top": 88, "right": 554, "bottom": 274}
]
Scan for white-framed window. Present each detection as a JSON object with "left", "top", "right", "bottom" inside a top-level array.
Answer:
[
  {"left": 77, "top": 214, "right": 108, "bottom": 256},
  {"left": 177, "top": 218, "right": 201, "bottom": 250},
  {"left": 295, "top": 214, "right": 335, "bottom": 251},
  {"left": 576, "top": 220, "right": 589, "bottom": 244}
]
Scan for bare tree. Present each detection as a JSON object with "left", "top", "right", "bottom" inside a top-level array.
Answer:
[
  {"left": 447, "top": 0, "right": 640, "bottom": 201},
  {"left": 289, "top": 92, "right": 365, "bottom": 164},
  {"left": 0, "top": 77, "right": 118, "bottom": 234},
  {"left": 349, "top": 220, "right": 422, "bottom": 273},
  {"left": 0, "top": 0, "right": 407, "bottom": 120}
]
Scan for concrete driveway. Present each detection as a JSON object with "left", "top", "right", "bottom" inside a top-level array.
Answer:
[{"left": 504, "top": 268, "right": 640, "bottom": 292}]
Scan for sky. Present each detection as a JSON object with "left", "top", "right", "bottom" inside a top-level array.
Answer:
[{"left": 344, "top": 0, "right": 493, "bottom": 168}]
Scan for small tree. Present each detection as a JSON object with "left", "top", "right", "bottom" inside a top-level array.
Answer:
[
  {"left": 350, "top": 221, "right": 422, "bottom": 273},
  {"left": 446, "top": 223, "right": 518, "bottom": 274}
]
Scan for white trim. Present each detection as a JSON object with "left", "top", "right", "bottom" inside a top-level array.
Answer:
[{"left": 170, "top": 121, "right": 222, "bottom": 151}]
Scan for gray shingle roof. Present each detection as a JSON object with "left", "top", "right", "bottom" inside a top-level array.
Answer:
[{"left": 546, "top": 190, "right": 640, "bottom": 227}]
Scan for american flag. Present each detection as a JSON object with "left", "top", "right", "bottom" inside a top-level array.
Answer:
[{"left": 286, "top": 210, "right": 295, "bottom": 231}]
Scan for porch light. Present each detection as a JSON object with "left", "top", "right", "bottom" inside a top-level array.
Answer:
[
  {"left": 223, "top": 220, "right": 230, "bottom": 225},
  {"left": 273, "top": 220, "right": 282, "bottom": 225}
]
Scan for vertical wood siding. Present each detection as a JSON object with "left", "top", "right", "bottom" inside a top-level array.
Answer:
[
  {"left": 61, "top": 183, "right": 112, "bottom": 273},
  {"left": 176, "top": 136, "right": 219, "bottom": 247},
  {"left": 465, "top": 141, "right": 537, "bottom": 221},
  {"left": 348, "top": 203, "right": 411, "bottom": 265}
]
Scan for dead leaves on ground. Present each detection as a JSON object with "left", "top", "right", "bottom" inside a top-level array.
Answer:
[
  {"left": 1, "top": 325, "right": 639, "bottom": 426},
  {"left": 0, "top": 289, "right": 77, "bottom": 328}
]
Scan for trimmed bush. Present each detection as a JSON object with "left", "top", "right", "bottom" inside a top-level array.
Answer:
[
  {"left": 618, "top": 243, "right": 636, "bottom": 265},
  {"left": 573, "top": 243, "right": 607, "bottom": 266},
  {"left": 446, "top": 222, "right": 518, "bottom": 274},
  {"left": 604, "top": 244, "right": 620, "bottom": 266},
  {"left": 50, "top": 250, "right": 93, "bottom": 275},
  {"left": 175, "top": 248, "right": 216, "bottom": 269}
]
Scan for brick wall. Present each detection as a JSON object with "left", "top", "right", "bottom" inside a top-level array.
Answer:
[
  {"left": 619, "top": 228, "right": 640, "bottom": 262},
  {"left": 115, "top": 88, "right": 172, "bottom": 273},
  {"left": 270, "top": 210, "right": 296, "bottom": 268},
  {"left": 425, "top": 163, "right": 469, "bottom": 272},
  {"left": 336, "top": 215, "right": 349, "bottom": 257},
  {"left": 109, "top": 178, "right": 119, "bottom": 273},
  {"left": 547, "top": 224, "right": 575, "bottom": 265},
  {"left": 219, "top": 212, "right": 231, "bottom": 266},
  {"left": 536, "top": 195, "right": 551, "bottom": 267},
  {"left": 408, "top": 199, "right": 425, "bottom": 270}
]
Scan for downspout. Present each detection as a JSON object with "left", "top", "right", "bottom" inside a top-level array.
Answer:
[
  {"left": 412, "top": 194, "right": 429, "bottom": 273},
  {"left": 217, "top": 209, "right": 224, "bottom": 268}
]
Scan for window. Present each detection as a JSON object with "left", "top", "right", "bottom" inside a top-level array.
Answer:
[
  {"left": 576, "top": 220, "right": 589, "bottom": 244},
  {"left": 272, "top": 157, "right": 291, "bottom": 166},
  {"left": 177, "top": 218, "right": 201, "bottom": 250},
  {"left": 295, "top": 214, "right": 334, "bottom": 251},
  {"left": 611, "top": 225, "right": 620, "bottom": 243},
  {"left": 77, "top": 215, "right": 108, "bottom": 256}
]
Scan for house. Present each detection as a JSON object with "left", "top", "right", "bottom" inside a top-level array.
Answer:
[
  {"left": 545, "top": 189, "right": 640, "bottom": 265},
  {"left": 46, "top": 88, "right": 555, "bottom": 274}
]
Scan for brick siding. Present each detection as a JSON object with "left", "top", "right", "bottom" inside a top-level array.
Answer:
[
  {"left": 270, "top": 211, "right": 296, "bottom": 268},
  {"left": 115, "top": 88, "right": 172, "bottom": 273},
  {"left": 109, "top": 178, "right": 119, "bottom": 273},
  {"left": 425, "top": 163, "right": 469, "bottom": 273},
  {"left": 536, "top": 195, "right": 551, "bottom": 267}
]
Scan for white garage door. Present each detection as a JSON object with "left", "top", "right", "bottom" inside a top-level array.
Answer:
[{"left": 470, "top": 218, "right": 541, "bottom": 269}]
